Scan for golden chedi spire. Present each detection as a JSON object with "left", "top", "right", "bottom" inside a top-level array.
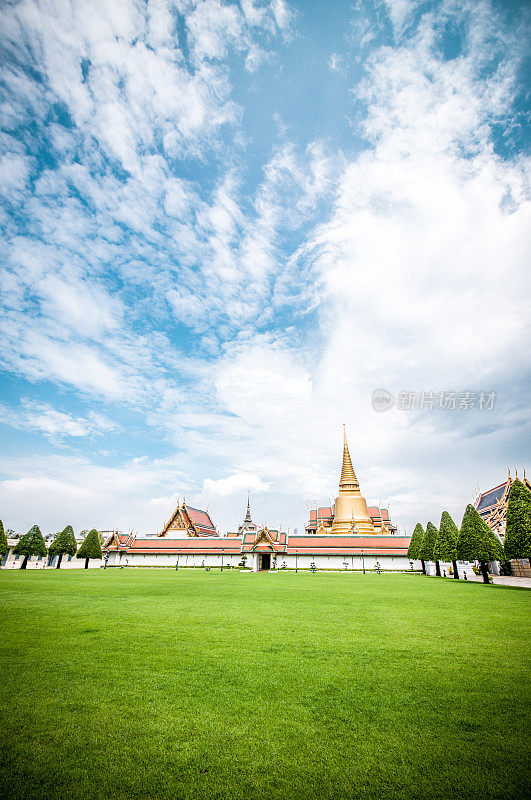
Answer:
[
  {"left": 340, "top": 424, "right": 359, "bottom": 490},
  {"left": 331, "top": 425, "right": 376, "bottom": 536}
]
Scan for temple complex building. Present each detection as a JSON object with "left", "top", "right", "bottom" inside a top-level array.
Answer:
[
  {"left": 103, "top": 428, "right": 411, "bottom": 571},
  {"left": 475, "top": 469, "right": 530, "bottom": 540}
]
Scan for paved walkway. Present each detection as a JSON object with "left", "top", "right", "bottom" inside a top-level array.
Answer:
[{"left": 463, "top": 574, "right": 531, "bottom": 588}]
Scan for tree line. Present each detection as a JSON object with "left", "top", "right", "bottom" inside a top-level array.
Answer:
[
  {"left": 407, "top": 479, "right": 531, "bottom": 583},
  {"left": 0, "top": 523, "right": 103, "bottom": 569}
]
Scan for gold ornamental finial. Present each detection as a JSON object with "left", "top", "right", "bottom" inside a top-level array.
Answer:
[{"left": 339, "top": 425, "right": 359, "bottom": 490}]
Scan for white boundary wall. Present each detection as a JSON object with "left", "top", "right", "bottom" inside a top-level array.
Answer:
[
  {"left": 2, "top": 553, "right": 103, "bottom": 569},
  {"left": 105, "top": 551, "right": 243, "bottom": 569},
  {"left": 105, "top": 551, "right": 413, "bottom": 571}
]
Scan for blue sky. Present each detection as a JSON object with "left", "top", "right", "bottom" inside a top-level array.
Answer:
[{"left": 0, "top": 0, "right": 529, "bottom": 536}]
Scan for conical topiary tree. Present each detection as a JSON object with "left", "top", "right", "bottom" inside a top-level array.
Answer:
[
  {"left": 407, "top": 523, "right": 425, "bottom": 573},
  {"left": 504, "top": 479, "right": 531, "bottom": 565},
  {"left": 0, "top": 520, "right": 8, "bottom": 564},
  {"left": 434, "top": 511, "right": 460, "bottom": 579},
  {"left": 457, "top": 504, "right": 505, "bottom": 584},
  {"left": 419, "top": 521, "right": 439, "bottom": 575},
  {"left": 13, "top": 525, "right": 47, "bottom": 569},
  {"left": 48, "top": 525, "right": 78, "bottom": 569},
  {"left": 76, "top": 529, "right": 102, "bottom": 569}
]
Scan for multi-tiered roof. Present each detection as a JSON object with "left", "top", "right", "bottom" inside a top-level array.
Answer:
[
  {"left": 159, "top": 501, "right": 218, "bottom": 537},
  {"left": 475, "top": 470, "right": 530, "bottom": 539}
]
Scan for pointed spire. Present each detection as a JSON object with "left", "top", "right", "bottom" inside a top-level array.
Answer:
[
  {"left": 339, "top": 425, "right": 359, "bottom": 490},
  {"left": 244, "top": 493, "right": 252, "bottom": 523}
]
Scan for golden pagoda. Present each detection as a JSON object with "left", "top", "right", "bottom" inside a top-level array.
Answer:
[{"left": 330, "top": 426, "right": 376, "bottom": 535}]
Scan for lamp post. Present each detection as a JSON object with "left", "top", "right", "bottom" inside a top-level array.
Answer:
[
  {"left": 361, "top": 548, "right": 365, "bottom": 574},
  {"left": 221, "top": 548, "right": 224, "bottom": 572},
  {"left": 175, "top": 550, "right": 179, "bottom": 571},
  {"left": 295, "top": 551, "right": 298, "bottom": 573}
]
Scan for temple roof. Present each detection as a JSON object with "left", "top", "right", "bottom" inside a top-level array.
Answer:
[
  {"left": 105, "top": 534, "right": 410, "bottom": 557},
  {"left": 128, "top": 537, "right": 241, "bottom": 554},
  {"left": 159, "top": 501, "right": 218, "bottom": 537},
  {"left": 186, "top": 505, "right": 217, "bottom": 533},
  {"left": 476, "top": 481, "right": 509, "bottom": 512},
  {"left": 241, "top": 528, "right": 287, "bottom": 553}
]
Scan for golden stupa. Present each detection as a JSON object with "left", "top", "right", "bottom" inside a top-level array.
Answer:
[{"left": 330, "top": 426, "right": 376, "bottom": 535}]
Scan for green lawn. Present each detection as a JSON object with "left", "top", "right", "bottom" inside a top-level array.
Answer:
[{"left": 0, "top": 570, "right": 529, "bottom": 800}]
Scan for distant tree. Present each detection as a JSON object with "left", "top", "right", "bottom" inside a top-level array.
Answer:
[
  {"left": 457, "top": 504, "right": 505, "bottom": 584},
  {"left": 419, "top": 522, "right": 439, "bottom": 575},
  {"left": 0, "top": 520, "right": 8, "bottom": 563},
  {"left": 504, "top": 479, "right": 531, "bottom": 565},
  {"left": 76, "top": 529, "right": 102, "bottom": 569},
  {"left": 434, "top": 512, "right": 460, "bottom": 579},
  {"left": 48, "top": 525, "right": 78, "bottom": 569},
  {"left": 13, "top": 525, "right": 47, "bottom": 569},
  {"left": 407, "top": 524, "right": 426, "bottom": 573}
]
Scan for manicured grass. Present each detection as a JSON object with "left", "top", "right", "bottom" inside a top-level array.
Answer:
[{"left": 0, "top": 570, "right": 529, "bottom": 800}]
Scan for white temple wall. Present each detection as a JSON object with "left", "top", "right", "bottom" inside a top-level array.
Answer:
[
  {"left": 110, "top": 552, "right": 242, "bottom": 568},
  {"left": 2, "top": 551, "right": 102, "bottom": 569},
  {"left": 274, "top": 554, "right": 413, "bottom": 571},
  {"left": 109, "top": 552, "right": 415, "bottom": 570}
]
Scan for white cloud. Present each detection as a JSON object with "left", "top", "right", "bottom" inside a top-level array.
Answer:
[
  {"left": 0, "top": 401, "right": 118, "bottom": 439},
  {"left": 328, "top": 53, "right": 343, "bottom": 73},
  {"left": 186, "top": 0, "right": 245, "bottom": 62},
  {"left": 201, "top": 471, "right": 270, "bottom": 497},
  {"left": 0, "top": 153, "right": 31, "bottom": 196},
  {"left": 0, "top": 0, "right": 277, "bottom": 176},
  {"left": 383, "top": 0, "right": 416, "bottom": 38},
  {"left": 4, "top": 333, "right": 132, "bottom": 400},
  {"left": 0, "top": 453, "right": 196, "bottom": 536},
  {"left": 36, "top": 276, "right": 123, "bottom": 337},
  {"left": 271, "top": 0, "right": 292, "bottom": 32}
]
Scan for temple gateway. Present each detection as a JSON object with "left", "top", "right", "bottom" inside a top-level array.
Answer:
[{"left": 103, "top": 428, "right": 411, "bottom": 571}]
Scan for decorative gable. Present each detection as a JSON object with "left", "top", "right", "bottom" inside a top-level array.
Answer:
[
  {"left": 252, "top": 527, "right": 276, "bottom": 551},
  {"left": 241, "top": 527, "right": 287, "bottom": 553},
  {"left": 158, "top": 501, "right": 218, "bottom": 537},
  {"left": 167, "top": 509, "right": 194, "bottom": 534},
  {"left": 159, "top": 505, "right": 196, "bottom": 537}
]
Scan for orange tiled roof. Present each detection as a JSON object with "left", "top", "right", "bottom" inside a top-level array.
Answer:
[
  {"left": 105, "top": 533, "right": 410, "bottom": 557},
  {"left": 286, "top": 535, "right": 409, "bottom": 555},
  {"left": 129, "top": 537, "right": 241, "bottom": 554},
  {"left": 186, "top": 505, "right": 216, "bottom": 531}
]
